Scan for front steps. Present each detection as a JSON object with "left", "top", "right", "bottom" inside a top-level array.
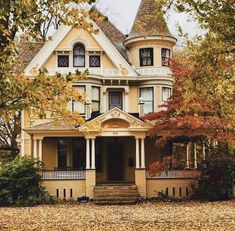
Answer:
[{"left": 94, "top": 183, "right": 141, "bottom": 205}]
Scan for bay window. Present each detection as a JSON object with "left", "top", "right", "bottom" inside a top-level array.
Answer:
[
  {"left": 92, "top": 86, "right": 100, "bottom": 113},
  {"left": 140, "top": 87, "right": 154, "bottom": 114}
]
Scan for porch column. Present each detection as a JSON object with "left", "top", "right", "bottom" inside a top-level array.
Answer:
[
  {"left": 86, "top": 139, "right": 90, "bottom": 169},
  {"left": 91, "top": 138, "right": 96, "bottom": 169},
  {"left": 194, "top": 143, "right": 197, "bottom": 169},
  {"left": 33, "top": 139, "right": 38, "bottom": 159},
  {"left": 186, "top": 143, "right": 190, "bottom": 168},
  {"left": 141, "top": 138, "right": 145, "bottom": 168},
  {"left": 135, "top": 138, "right": 140, "bottom": 169},
  {"left": 38, "top": 139, "right": 43, "bottom": 161}
]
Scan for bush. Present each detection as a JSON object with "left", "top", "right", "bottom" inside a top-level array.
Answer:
[
  {"left": 192, "top": 144, "right": 235, "bottom": 201},
  {"left": 0, "top": 156, "right": 56, "bottom": 206}
]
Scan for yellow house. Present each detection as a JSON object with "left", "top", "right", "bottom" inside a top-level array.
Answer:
[{"left": 21, "top": 0, "right": 200, "bottom": 202}]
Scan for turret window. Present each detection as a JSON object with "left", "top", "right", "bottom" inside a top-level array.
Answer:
[
  {"left": 73, "top": 44, "right": 85, "bottom": 67},
  {"left": 139, "top": 48, "right": 154, "bottom": 66},
  {"left": 161, "top": 48, "right": 171, "bottom": 66},
  {"left": 162, "top": 87, "right": 172, "bottom": 102}
]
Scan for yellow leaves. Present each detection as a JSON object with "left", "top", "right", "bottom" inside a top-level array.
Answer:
[{"left": 0, "top": 201, "right": 235, "bottom": 230}]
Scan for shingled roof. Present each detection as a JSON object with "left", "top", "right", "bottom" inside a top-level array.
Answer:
[
  {"left": 18, "top": 42, "right": 44, "bottom": 67},
  {"left": 128, "top": 0, "right": 175, "bottom": 39},
  {"left": 92, "top": 7, "right": 130, "bottom": 63}
]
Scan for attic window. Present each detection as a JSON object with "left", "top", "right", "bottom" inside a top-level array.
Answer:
[
  {"left": 58, "top": 55, "right": 69, "bottom": 67},
  {"left": 73, "top": 44, "right": 85, "bottom": 67},
  {"left": 89, "top": 55, "right": 100, "bottom": 67},
  {"left": 139, "top": 48, "right": 154, "bottom": 67}
]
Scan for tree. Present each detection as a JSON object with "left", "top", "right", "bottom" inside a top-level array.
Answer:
[
  {"left": 0, "top": 1, "right": 107, "bottom": 157},
  {"left": 144, "top": 0, "right": 235, "bottom": 144}
]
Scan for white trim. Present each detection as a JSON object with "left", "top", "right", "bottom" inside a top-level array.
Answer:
[
  {"left": 24, "top": 22, "right": 136, "bottom": 77},
  {"left": 24, "top": 26, "right": 71, "bottom": 76}
]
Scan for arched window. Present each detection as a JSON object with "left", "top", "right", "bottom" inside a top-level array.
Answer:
[{"left": 73, "top": 44, "right": 85, "bottom": 67}]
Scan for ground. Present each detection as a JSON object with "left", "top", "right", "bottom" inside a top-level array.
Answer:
[{"left": 0, "top": 201, "right": 234, "bottom": 231}]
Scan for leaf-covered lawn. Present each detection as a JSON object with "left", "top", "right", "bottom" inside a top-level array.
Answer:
[{"left": 0, "top": 200, "right": 234, "bottom": 231}]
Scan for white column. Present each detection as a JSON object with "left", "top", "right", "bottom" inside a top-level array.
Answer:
[
  {"left": 186, "top": 143, "right": 190, "bottom": 168},
  {"left": 38, "top": 139, "right": 43, "bottom": 161},
  {"left": 135, "top": 138, "right": 140, "bottom": 169},
  {"left": 141, "top": 138, "right": 145, "bottom": 168},
  {"left": 91, "top": 139, "right": 95, "bottom": 169},
  {"left": 86, "top": 139, "right": 90, "bottom": 169},
  {"left": 194, "top": 143, "right": 197, "bottom": 169},
  {"left": 33, "top": 139, "right": 38, "bottom": 159}
]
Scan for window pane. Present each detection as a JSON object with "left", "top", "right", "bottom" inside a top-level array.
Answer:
[
  {"left": 162, "top": 87, "right": 172, "bottom": 101},
  {"left": 58, "top": 55, "right": 69, "bottom": 67},
  {"left": 162, "top": 48, "right": 171, "bottom": 66},
  {"left": 89, "top": 56, "right": 100, "bottom": 67},
  {"left": 140, "top": 88, "right": 153, "bottom": 113},
  {"left": 109, "top": 92, "right": 122, "bottom": 109},
  {"left": 74, "top": 56, "right": 85, "bottom": 67},
  {"left": 92, "top": 87, "right": 99, "bottom": 101},
  {"left": 140, "top": 88, "right": 153, "bottom": 100}
]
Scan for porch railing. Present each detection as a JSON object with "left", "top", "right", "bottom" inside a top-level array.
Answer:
[
  {"left": 41, "top": 171, "right": 85, "bottom": 180},
  {"left": 146, "top": 170, "right": 201, "bottom": 179}
]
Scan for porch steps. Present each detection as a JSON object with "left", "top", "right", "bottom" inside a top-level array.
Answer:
[{"left": 94, "top": 184, "right": 141, "bottom": 205}]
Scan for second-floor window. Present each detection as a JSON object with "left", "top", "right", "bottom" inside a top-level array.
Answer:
[
  {"left": 92, "top": 86, "right": 100, "bottom": 113},
  {"left": 161, "top": 48, "right": 171, "bottom": 66},
  {"left": 67, "top": 86, "right": 85, "bottom": 114},
  {"left": 140, "top": 87, "right": 154, "bottom": 114},
  {"left": 139, "top": 48, "right": 154, "bottom": 66},
  {"left": 162, "top": 87, "right": 172, "bottom": 102},
  {"left": 73, "top": 44, "right": 85, "bottom": 67},
  {"left": 109, "top": 91, "right": 123, "bottom": 110}
]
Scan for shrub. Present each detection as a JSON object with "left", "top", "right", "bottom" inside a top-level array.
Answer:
[
  {"left": 192, "top": 144, "right": 235, "bottom": 201},
  {"left": 0, "top": 156, "right": 56, "bottom": 206}
]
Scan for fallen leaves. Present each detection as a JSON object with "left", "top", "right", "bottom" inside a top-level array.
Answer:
[{"left": 0, "top": 200, "right": 234, "bottom": 231}]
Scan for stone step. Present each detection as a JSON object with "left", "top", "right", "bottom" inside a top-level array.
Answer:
[
  {"left": 94, "top": 184, "right": 141, "bottom": 205},
  {"left": 94, "top": 200, "right": 138, "bottom": 205}
]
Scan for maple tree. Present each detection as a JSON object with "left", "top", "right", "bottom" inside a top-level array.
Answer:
[
  {"left": 144, "top": 0, "right": 235, "bottom": 144},
  {"left": 0, "top": 1, "right": 106, "bottom": 154}
]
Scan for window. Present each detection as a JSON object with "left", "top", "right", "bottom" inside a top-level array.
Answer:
[
  {"left": 89, "top": 55, "right": 101, "bottom": 67},
  {"left": 73, "top": 44, "right": 85, "bottom": 67},
  {"left": 161, "top": 48, "right": 171, "bottom": 66},
  {"left": 58, "top": 55, "right": 69, "bottom": 67},
  {"left": 109, "top": 91, "right": 123, "bottom": 110},
  {"left": 139, "top": 48, "right": 154, "bottom": 66},
  {"left": 162, "top": 87, "right": 172, "bottom": 102},
  {"left": 140, "top": 87, "right": 154, "bottom": 114},
  {"left": 92, "top": 86, "right": 100, "bottom": 113},
  {"left": 58, "top": 139, "right": 67, "bottom": 169},
  {"left": 68, "top": 86, "right": 85, "bottom": 114}
]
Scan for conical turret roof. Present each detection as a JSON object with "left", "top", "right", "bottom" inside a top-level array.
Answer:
[{"left": 128, "top": 0, "right": 174, "bottom": 39}]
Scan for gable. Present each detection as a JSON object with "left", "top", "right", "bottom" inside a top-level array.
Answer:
[
  {"left": 24, "top": 22, "right": 137, "bottom": 77},
  {"left": 79, "top": 107, "right": 151, "bottom": 132}
]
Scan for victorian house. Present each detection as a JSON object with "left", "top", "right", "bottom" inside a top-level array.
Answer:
[{"left": 21, "top": 0, "right": 201, "bottom": 202}]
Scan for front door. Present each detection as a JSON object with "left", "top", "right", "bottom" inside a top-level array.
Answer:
[{"left": 107, "top": 143, "right": 124, "bottom": 181}]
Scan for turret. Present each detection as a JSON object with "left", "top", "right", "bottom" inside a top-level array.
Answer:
[{"left": 124, "top": 0, "right": 177, "bottom": 69}]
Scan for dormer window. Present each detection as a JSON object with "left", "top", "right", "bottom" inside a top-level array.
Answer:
[
  {"left": 161, "top": 48, "right": 171, "bottom": 66},
  {"left": 73, "top": 44, "right": 85, "bottom": 67},
  {"left": 139, "top": 48, "right": 154, "bottom": 66}
]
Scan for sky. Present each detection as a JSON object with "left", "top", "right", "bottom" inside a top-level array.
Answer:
[{"left": 95, "top": 0, "right": 204, "bottom": 44}]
